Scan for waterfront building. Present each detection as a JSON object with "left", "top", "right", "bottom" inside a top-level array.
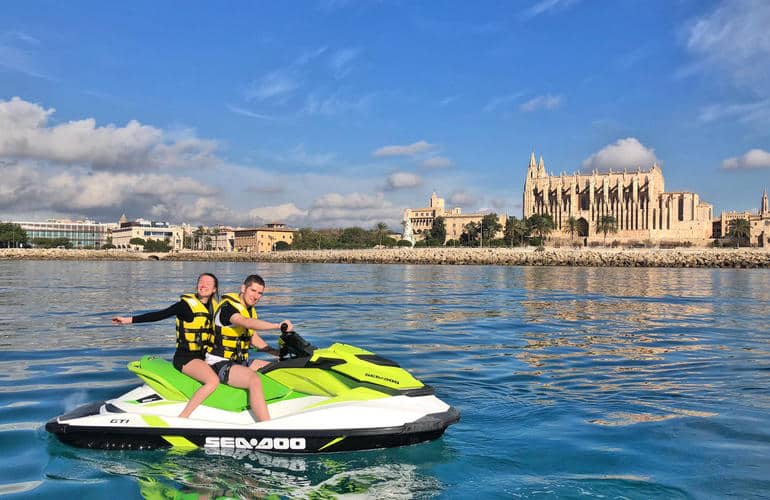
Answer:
[
  {"left": 234, "top": 223, "right": 296, "bottom": 252},
  {"left": 210, "top": 227, "right": 236, "bottom": 252},
  {"left": 13, "top": 219, "right": 117, "bottom": 248},
  {"left": 714, "top": 189, "right": 770, "bottom": 247},
  {"left": 403, "top": 193, "right": 507, "bottom": 243},
  {"left": 111, "top": 218, "right": 184, "bottom": 250},
  {"left": 523, "top": 153, "right": 713, "bottom": 244}
]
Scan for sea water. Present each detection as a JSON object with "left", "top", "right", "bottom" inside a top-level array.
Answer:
[{"left": 0, "top": 261, "right": 768, "bottom": 499}]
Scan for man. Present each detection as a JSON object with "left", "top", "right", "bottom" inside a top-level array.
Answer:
[{"left": 206, "top": 274, "right": 293, "bottom": 422}]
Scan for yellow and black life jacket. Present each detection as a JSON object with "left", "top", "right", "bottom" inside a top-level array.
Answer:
[
  {"left": 176, "top": 294, "right": 215, "bottom": 353},
  {"left": 210, "top": 292, "right": 256, "bottom": 362}
]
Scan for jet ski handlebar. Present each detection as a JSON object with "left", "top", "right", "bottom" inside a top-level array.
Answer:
[{"left": 277, "top": 326, "right": 317, "bottom": 360}]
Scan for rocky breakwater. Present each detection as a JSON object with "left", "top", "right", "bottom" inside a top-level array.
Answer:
[
  {"left": 167, "top": 247, "right": 770, "bottom": 268},
  {"left": 0, "top": 248, "right": 148, "bottom": 261},
  {"left": 4, "top": 247, "right": 770, "bottom": 268}
]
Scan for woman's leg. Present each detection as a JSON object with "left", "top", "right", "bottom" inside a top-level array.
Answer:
[
  {"left": 179, "top": 359, "right": 219, "bottom": 418},
  {"left": 226, "top": 364, "right": 270, "bottom": 421}
]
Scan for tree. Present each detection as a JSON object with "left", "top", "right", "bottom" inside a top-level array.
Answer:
[
  {"left": 597, "top": 215, "right": 618, "bottom": 243},
  {"left": 504, "top": 217, "right": 528, "bottom": 247},
  {"left": 0, "top": 223, "right": 28, "bottom": 248},
  {"left": 461, "top": 221, "right": 480, "bottom": 246},
  {"left": 425, "top": 216, "right": 446, "bottom": 246},
  {"left": 274, "top": 240, "right": 291, "bottom": 251},
  {"left": 191, "top": 226, "right": 208, "bottom": 250},
  {"left": 31, "top": 237, "right": 72, "bottom": 249},
  {"left": 373, "top": 222, "right": 389, "bottom": 246},
  {"left": 728, "top": 218, "right": 751, "bottom": 247},
  {"left": 564, "top": 216, "right": 578, "bottom": 241},
  {"left": 144, "top": 238, "right": 172, "bottom": 252},
  {"left": 480, "top": 214, "right": 502, "bottom": 246},
  {"left": 340, "top": 227, "right": 372, "bottom": 248},
  {"left": 527, "top": 214, "right": 554, "bottom": 245}
]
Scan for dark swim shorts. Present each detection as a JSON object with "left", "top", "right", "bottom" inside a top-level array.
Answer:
[
  {"left": 211, "top": 359, "right": 248, "bottom": 383},
  {"left": 172, "top": 350, "right": 204, "bottom": 372}
]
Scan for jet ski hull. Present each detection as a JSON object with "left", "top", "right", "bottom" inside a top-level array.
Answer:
[{"left": 45, "top": 400, "right": 460, "bottom": 453}]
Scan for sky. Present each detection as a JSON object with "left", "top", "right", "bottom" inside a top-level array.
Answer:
[{"left": 1, "top": 0, "right": 769, "bottom": 230}]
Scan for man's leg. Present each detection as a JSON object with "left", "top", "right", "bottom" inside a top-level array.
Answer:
[
  {"left": 179, "top": 359, "right": 219, "bottom": 418},
  {"left": 225, "top": 364, "right": 270, "bottom": 421},
  {"left": 249, "top": 359, "right": 270, "bottom": 370}
]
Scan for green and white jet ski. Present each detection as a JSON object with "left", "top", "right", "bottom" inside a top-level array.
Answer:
[{"left": 46, "top": 330, "right": 459, "bottom": 453}]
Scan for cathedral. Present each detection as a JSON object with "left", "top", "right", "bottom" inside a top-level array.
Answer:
[{"left": 522, "top": 153, "right": 713, "bottom": 243}]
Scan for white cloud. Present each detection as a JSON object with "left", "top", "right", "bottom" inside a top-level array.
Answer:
[
  {"left": 439, "top": 95, "right": 460, "bottom": 106},
  {"left": 245, "top": 70, "right": 300, "bottom": 102},
  {"left": 721, "top": 149, "right": 770, "bottom": 170},
  {"left": 248, "top": 203, "right": 307, "bottom": 224},
  {"left": 0, "top": 161, "right": 218, "bottom": 221},
  {"left": 582, "top": 138, "right": 658, "bottom": 172},
  {"left": 373, "top": 140, "right": 435, "bottom": 157},
  {"left": 685, "top": 0, "right": 770, "bottom": 94},
  {"left": 421, "top": 156, "right": 453, "bottom": 169},
  {"left": 0, "top": 97, "right": 219, "bottom": 171},
  {"left": 449, "top": 190, "right": 478, "bottom": 208},
  {"left": 330, "top": 48, "right": 361, "bottom": 79},
  {"left": 302, "top": 91, "right": 373, "bottom": 116},
  {"left": 483, "top": 92, "right": 525, "bottom": 112},
  {"left": 698, "top": 99, "right": 770, "bottom": 125},
  {"left": 226, "top": 104, "right": 277, "bottom": 121},
  {"left": 276, "top": 144, "right": 337, "bottom": 168},
  {"left": 306, "top": 192, "right": 399, "bottom": 227},
  {"left": 520, "top": 94, "right": 563, "bottom": 112},
  {"left": 522, "top": 0, "right": 581, "bottom": 19},
  {"left": 386, "top": 172, "right": 422, "bottom": 190},
  {"left": 0, "top": 30, "right": 53, "bottom": 80}
]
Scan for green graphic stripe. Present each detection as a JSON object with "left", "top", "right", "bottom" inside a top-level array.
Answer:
[
  {"left": 162, "top": 435, "right": 198, "bottom": 448},
  {"left": 141, "top": 415, "right": 169, "bottom": 427},
  {"left": 319, "top": 436, "right": 346, "bottom": 451}
]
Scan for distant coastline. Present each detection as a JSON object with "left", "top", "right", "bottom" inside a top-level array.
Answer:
[{"left": 2, "top": 247, "right": 769, "bottom": 268}]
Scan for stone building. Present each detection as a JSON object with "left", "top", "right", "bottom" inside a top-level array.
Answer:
[
  {"left": 522, "top": 153, "right": 713, "bottom": 244},
  {"left": 714, "top": 189, "right": 770, "bottom": 247},
  {"left": 234, "top": 223, "right": 296, "bottom": 252},
  {"left": 403, "top": 192, "right": 506, "bottom": 243}
]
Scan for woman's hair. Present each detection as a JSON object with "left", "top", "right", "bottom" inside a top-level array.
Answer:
[
  {"left": 243, "top": 274, "right": 265, "bottom": 288},
  {"left": 197, "top": 272, "right": 219, "bottom": 302}
]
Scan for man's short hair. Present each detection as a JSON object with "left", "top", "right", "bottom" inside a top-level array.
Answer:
[{"left": 243, "top": 274, "right": 265, "bottom": 288}]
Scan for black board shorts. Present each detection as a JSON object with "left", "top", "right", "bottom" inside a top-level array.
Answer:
[
  {"left": 210, "top": 359, "right": 249, "bottom": 384},
  {"left": 172, "top": 350, "right": 204, "bottom": 372}
]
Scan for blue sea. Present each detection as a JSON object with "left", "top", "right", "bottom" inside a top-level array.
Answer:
[{"left": 1, "top": 261, "right": 769, "bottom": 499}]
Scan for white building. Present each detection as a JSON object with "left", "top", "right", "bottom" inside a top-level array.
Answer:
[
  {"left": 15, "top": 219, "right": 117, "bottom": 248},
  {"left": 111, "top": 218, "right": 184, "bottom": 250}
]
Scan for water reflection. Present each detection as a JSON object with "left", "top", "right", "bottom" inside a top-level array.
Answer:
[{"left": 48, "top": 440, "right": 452, "bottom": 499}]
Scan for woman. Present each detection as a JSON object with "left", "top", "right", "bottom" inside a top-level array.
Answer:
[{"left": 112, "top": 273, "right": 220, "bottom": 419}]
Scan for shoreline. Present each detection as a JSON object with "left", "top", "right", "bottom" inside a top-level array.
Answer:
[{"left": 2, "top": 247, "right": 769, "bottom": 268}]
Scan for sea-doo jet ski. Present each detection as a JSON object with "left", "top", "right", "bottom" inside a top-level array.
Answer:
[{"left": 46, "top": 329, "right": 459, "bottom": 453}]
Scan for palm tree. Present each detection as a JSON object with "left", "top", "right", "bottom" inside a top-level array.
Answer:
[
  {"left": 597, "top": 215, "right": 618, "bottom": 243},
  {"left": 728, "top": 218, "right": 751, "bottom": 247},
  {"left": 527, "top": 214, "right": 554, "bottom": 245},
  {"left": 511, "top": 218, "right": 528, "bottom": 247},
  {"left": 565, "top": 216, "right": 578, "bottom": 241},
  {"left": 193, "top": 226, "right": 206, "bottom": 250},
  {"left": 374, "top": 222, "right": 389, "bottom": 246}
]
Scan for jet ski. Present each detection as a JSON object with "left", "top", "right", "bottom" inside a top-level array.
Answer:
[{"left": 46, "top": 329, "right": 460, "bottom": 453}]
